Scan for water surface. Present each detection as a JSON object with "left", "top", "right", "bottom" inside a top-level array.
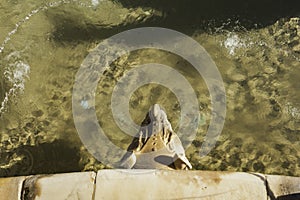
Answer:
[{"left": 0, "top": 0, "right": 299, "bottom": 176}]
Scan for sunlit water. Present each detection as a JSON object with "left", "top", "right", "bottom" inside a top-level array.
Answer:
[{"left": 0, "top": 0, "right": 299, "bottom": 176}]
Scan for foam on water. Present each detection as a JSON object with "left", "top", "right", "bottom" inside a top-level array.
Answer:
[
  {"left": 0, "top": 0, "right": 93, "bottom": 116},
  {"left": 286, "top": 103, "right": 300, "bottom": 120},
  {"left": 0, "top": 52, "right": 30, "bottom": 114},
  {"left": 223, "top": 33, "right": 246, "bottom": 55},
  {"left": 91, "top": 0, "right": 100, "bottom": 7}
]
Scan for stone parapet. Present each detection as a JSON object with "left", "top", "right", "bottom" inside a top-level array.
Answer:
[{"left": 0, "top": 170, "right": 299, "bottom": 200}]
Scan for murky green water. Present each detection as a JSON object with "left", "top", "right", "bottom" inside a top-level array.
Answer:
[{"left": 0, "top": 0, "right": 299, "bottom": 177}]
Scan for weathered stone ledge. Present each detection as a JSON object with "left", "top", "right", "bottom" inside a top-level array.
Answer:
[{"left": 0, "top": 170, "right": 299, "bottom": 200}]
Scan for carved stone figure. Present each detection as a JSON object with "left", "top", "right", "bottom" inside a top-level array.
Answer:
[{"left": 120, "top": 104, "right": 192, "bottom": 170}]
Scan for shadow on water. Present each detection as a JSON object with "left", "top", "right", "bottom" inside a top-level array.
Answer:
[
  {"left": 277, "top": 193, "right": 300, "bottom": 200},
  {"left": 47, "top": 9, "right": 160, "bottom": 44},
  {"left": 0, "top": 140, "right": 82, "bottom": 177},
  {"left": 49, "top": 0, "right": 300, "bottom": 44},
  {"left": 117, "top": 0, "right": 300, "bottom": 28}
]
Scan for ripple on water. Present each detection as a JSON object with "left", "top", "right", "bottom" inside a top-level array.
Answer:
[{"left": 0, "top": 2, "right": 299, "bottom": 176}]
